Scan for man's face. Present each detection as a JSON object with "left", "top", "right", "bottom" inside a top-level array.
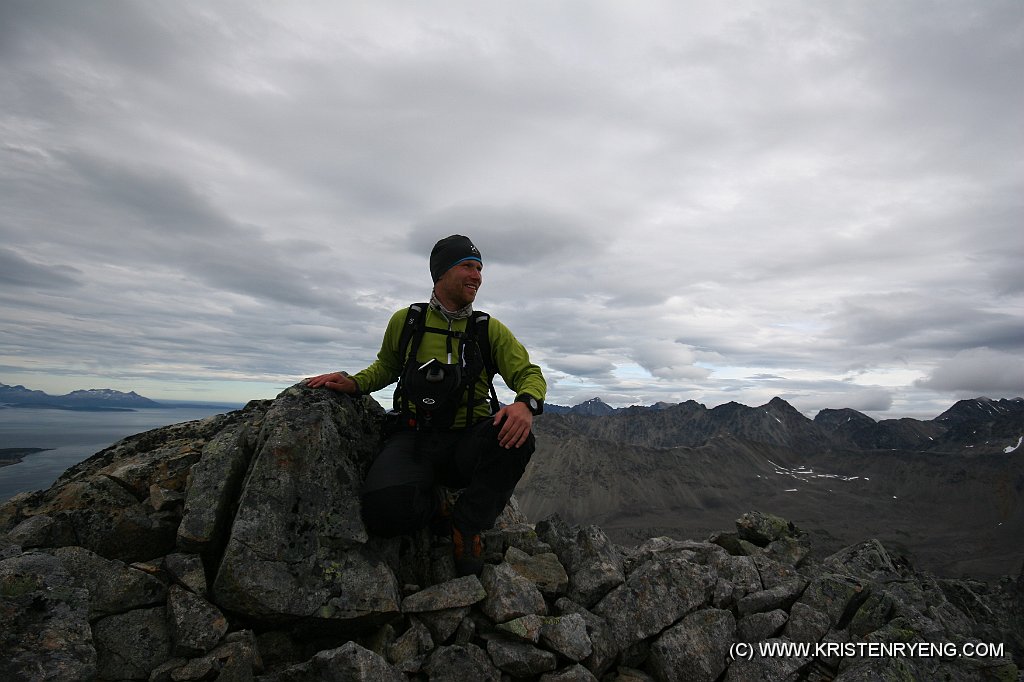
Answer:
[{"left": 436, "top": 259, "right": 483, "bottom": 308}]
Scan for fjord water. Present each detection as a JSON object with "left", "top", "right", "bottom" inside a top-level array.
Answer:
[{"left": 0, "top": 405, "right": 235, "bottom": 502}]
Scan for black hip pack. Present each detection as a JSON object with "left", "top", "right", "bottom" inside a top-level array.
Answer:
[
  {"left": 393, "top": 303, "right": 500, "bottom": 429},
  {"left": 402, "top": 358, "right": 463, "bottom": 415}
]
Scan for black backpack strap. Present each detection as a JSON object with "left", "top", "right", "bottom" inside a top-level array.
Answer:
[
  {"left": 398, "top": 303, "right": 428, "bottom": 364},
  {"left": 467, "top": 311, "right": 500, "bottom": 415},
  {"left": 470, "top": 312, "right": 496, "bottom": 379},
  {"left": 393, "top": 303, "right": 428, "bottom": 414}
]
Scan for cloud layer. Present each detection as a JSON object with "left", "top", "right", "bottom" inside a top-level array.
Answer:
[{"left": 1, "top": 1, "right": 1021, "bottom": 417}]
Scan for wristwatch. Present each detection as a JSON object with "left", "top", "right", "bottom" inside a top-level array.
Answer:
[{"left": 515, "top": 393, "right": 543, "bottom": 416}]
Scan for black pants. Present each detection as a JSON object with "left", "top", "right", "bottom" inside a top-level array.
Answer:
[{"left": 360, "top": 417, "right": 535, "bottom": 537}]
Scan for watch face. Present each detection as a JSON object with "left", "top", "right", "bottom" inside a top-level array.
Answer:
[{"left": 529, "top": 397, "right": 538, "bottom": 411}]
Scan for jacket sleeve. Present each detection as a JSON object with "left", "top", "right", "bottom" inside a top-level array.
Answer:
[
  {"left": 488, "top": 316, "right": 547, "bottom": 400},
  {"left": 351, "top": 309, "right": 407, "bottom": 394}
]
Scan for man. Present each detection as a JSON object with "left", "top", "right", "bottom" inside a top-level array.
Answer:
[{"left": 307, "top": 235, "right": 546, "bottom": 576}]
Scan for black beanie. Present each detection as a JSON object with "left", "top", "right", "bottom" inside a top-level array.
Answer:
[{"left": 429, "top": 235, "right": 482, "bottom": 282}]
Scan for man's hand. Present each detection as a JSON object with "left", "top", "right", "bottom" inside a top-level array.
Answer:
[
  {"left": 306, "top": 372, "right": 358, "bottom": 394},
  {"left": 494, "top": 401, "right": 533, "bottom": 449}
]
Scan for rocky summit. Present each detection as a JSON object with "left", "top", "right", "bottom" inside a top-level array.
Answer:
[{"left": 1, "top": 385, "right": 1022, "bottom": 681}]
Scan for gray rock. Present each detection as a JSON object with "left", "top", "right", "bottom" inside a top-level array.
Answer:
[
  {"left": 822, "top": 539, "right": 902, "bottom": 581},
  {"left": 1, "top": 412, "right": 241, "bottom": 563},
  {"left": 362, "top": 622, "right": 395, "bottom": 658},
  {"left": 540, "top": 612, "right": 593, "bottom": 661},
  {"left": 496, "top": 613, "right": 546, "bottom": 643},
  {"left": 14, "top": 476, "right": 178, "bottom": 561},
  {"left": 624, "top": 536, "right": 695, "bottom": 571},
  {"left": 535, "top": 514, "right": 577, "bottom": 567},
  {"left": 454, "top": 614, "right": 477, "bottom": 645},
  {"left": 155, "top": 635, "right": 262, "bottom": 682},
  {"left": 167, "top": 584, "right": 229, "bottom": 656},
  {"left": 149, "top": 483, "right": 184, "bottom": 511},
  {"left": 815, "top": 629, "right": 849, "bottom": 671},
  {"left": 648, "top": 607, "right": 735, "bottom": 682},
  {"left": 708, "top": 553, "right": 762, "bottom": 607},
  {"left": 176, "top": 421, "right": 254, "bottom": 553},
  {"left": 555, "top": 597, "right": 620, "bottom": 678},
  {"left": 724, "top": 636, "right": 811, "bottom": 681},
  {"left": 494, "top": 494, "right": 531, "bottom": 528},
  {"left": 222, "top": 630, "right": 264, "bottom": 673},
  {"left": 605, "top": 665, "right": 657, "bottom": 681},
  {"left": 163, "top": 551, "right": 208, "bottom": 596},
  {"left": 487, "top": 638, "right": 558, "bottom": 676},
  {"left": 797, "top": 573, "right": 866, "bottom": 627},
  {"left": 751, "top": 553, "right": 801, "bottom": 589},
  {"left": 737, "top": 609, "right": 788, "bottom": 642},
  {"left": 480, "top": 561, "right": 547, "bottom": 622},
  {"left": 593, "top": 557, "right": 716, "bottom": 648},
  {"left": 784, "top": 601, "right": 831, "bottom": 643},
  {"left": 0, "top": 536, "right": 21, "bottom": 560},
  {"left": 0, "top": 551, "right": 96, "bottom": 681},
  {"left": 736, "top": 511, "right": 792, "bottom": 546},
  {"left": 625, "top": 538, "right": 728, "bottom": 575},
  {"left": 212, "top": 390, "right": 400, "bottom": 626},
  {"left": 216, "top": 541, "right": 399, "bottom": 624},
  {"left": 95, "top": 435, "right": 204, "bottom": 498},
  {"left": 736, "top": 577, "right": 807, "bottom": 616},
  {"left": 488, "top": 522, "right": 553, "bottom": 556},
  {"left": 540, "top": 663, "right": 601, "bottom": 681},
  {"left": 569, "top": 525, "right": 626, "bottom": 607},
  {"left": 422, "top": 643, "right": 501, "bottom": 681},
  {"left": 52, "top": 544, "right": 166, "bottom": 619},
  {"left": 832, "top": 657, "right": 918, "bottom": 682},
  {"left": 400, "top": 574, "right": 486, "bottom": 612},
  {"left": 263, "top": 640, "right": 403, "bottom": 682},
  {"left": 255, "top": 630, "right": 301, "bottom": 671},
  {"left": 6, "top": 513, "right": 77, "bottom": 548},
  {"left": 536, "top": 517, "right": 623, "bottom": 607},
  {"left": 506, "top": 545, "right": 569, "bottom": 597},
  {"left": 149, "top": 656, "right": 192, "bottom": 682},
  {"left": 387, "top": 617, "right": 433, "bottom": 665},
  {"left": 93, "top": 606, "right": 173, "bottom": 680},
  {"left": 419, "top": 605, "right": 472, "bottom": 644},
  {"left": 764, "top": 535, "right": 810, "bottom": 567}
]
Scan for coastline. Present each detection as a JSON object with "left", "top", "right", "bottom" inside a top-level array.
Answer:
[
  {"left": 0, "top": 447, "right": 53, "bottom": 468},
  {"left": 2, "top": 403, "right": 138, "bottom": 412}
]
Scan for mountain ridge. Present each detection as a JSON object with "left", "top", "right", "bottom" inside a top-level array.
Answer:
[
  {"left": 541, "top": 395, "right": 1024, "bottom": 455},
  {"left": 520, "top": 395, "right": 1024, "bottom": 579},
  {"left": 0, "top": 382, "right": 162, "bottom": 410}
]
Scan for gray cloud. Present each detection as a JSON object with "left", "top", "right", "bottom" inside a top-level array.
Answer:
[
  {"left": 410, "top": 205, "right": 603, "bottom": 267},
  {"left": 546, "top": 355, "right": 615, "bottom": 378},
  {"left": 0, "top": 1, "right": 1021, "bottom": 417},
  {"left": 0, "top": 248, "right": 79, "bottom": 289},
  {"left": 916, "top": 348, "right": 1024, "bottom": 395}
]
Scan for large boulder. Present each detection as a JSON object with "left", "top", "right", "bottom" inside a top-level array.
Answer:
[{"left": 0, "top": 551, "right": 96, "bottom": 681}]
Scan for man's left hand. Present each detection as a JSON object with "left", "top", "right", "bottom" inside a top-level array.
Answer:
[{"left": 494, "top": 401, "right": 533, "bottom": 449}]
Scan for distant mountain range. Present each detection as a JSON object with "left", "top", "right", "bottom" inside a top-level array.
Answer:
[
  {"left": 545, "top": 397, "right": 618, "bottom": 416},
  {"left": 543, "top": 395, "right": 1024, "bottom": 454},
  {"left": 524, "top": 395, "right": 1024, "bottom": 579},
  {"left": 0, "top": 382, "right": 161, "bottom": 411}
]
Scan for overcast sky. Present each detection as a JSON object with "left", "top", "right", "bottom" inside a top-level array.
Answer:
[{"left": 1, "top": 1, "right": 1022, "bottom": 418}]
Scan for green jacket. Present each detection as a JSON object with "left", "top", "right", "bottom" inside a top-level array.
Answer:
[{"left": 352, "top": 306, "right": 547, "bottom": 428}]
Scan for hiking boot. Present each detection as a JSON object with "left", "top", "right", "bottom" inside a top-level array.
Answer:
[
  {"left": 452, "top": 526, "right": 484, "bottom": 577},
  {"left": 429, "top": 487, "right": 457, "bottom": 537}
]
